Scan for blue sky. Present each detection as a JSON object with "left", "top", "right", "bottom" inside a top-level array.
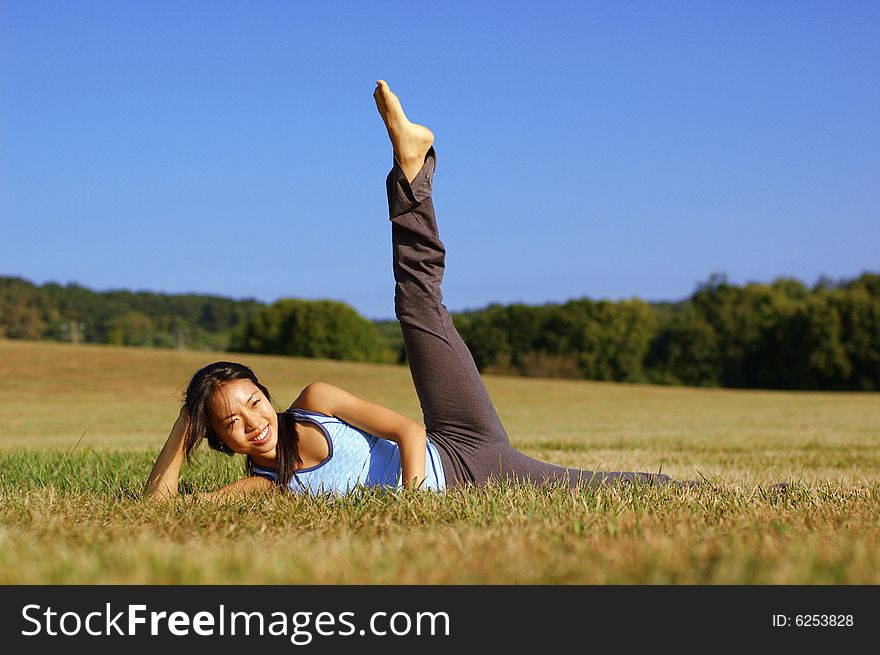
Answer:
[{"left": 2, "top": 1, "right": 878, "bottom": 320}]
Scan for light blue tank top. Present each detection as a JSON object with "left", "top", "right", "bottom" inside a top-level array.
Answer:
[{"left": 250, "top": 408, "right": 446, "bottom": 495}]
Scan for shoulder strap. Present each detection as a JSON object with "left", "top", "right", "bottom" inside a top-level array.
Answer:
[{"left": 288, "top": 407, "right": 334, "bottom": 420}]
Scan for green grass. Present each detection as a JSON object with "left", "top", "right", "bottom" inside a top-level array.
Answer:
[{"left": 1, "top": 339, "right": 878, "bottom": 583}]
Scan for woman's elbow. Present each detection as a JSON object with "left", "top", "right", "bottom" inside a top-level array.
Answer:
[{"left": 398, "top": 425, "right": 427, "bottom": 448}]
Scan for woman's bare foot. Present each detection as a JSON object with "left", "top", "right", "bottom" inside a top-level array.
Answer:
[{"left": 373, "top": 80, "right": 434, "bottom": 184}]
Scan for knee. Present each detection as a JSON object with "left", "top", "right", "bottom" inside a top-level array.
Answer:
[{"left": 394, "top": 282, "right": 443, "bottom": 324}]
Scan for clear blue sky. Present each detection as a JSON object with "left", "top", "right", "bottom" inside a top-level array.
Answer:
[{"left": 2, "top": 1, "right": 878, "bottom": 320}]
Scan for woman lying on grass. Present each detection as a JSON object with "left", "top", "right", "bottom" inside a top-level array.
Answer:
[{"left": 145, "top": 81, "right": 685, "bottom": 501}]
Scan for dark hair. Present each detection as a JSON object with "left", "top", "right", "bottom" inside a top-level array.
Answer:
[{"left": 182, "top": 361, "right": 300, "bottom": 487}]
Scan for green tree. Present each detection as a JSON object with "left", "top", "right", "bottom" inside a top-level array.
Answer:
[
  {"left": 230, "top": 299, "right": 390, "bottom": 362},
  {"left": 646, "top": 306, "right": 722, "bottom": 386},
  {"left": 829, "top": 281, "right": 880, "bottom": 390},
  {"left": 574, "top": 299, "right": 656, "bottom": 382},
  {"left": 774, "top": 293, "right": 851, "bottom": 389},
  {"left": 106, "top": 311, "right": 156, "bottom": 346}
]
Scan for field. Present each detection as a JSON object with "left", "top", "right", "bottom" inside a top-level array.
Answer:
[{"left": 1, "top": 339, "right": 878, "bottom": 584}]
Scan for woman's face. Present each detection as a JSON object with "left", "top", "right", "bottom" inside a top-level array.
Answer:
[{"left": 208, "top": 379, "right": 279, "bottom": 465}]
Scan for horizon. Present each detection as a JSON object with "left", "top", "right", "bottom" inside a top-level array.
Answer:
[
  {"left": 2, "top": 2, "right": 878, "bottom": 320},
  {"left": 5, "top": 268, "right": 876, "bottom": 323}
]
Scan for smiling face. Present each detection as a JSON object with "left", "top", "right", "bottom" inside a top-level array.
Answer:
[{"left": 208, "top": 379, "right": 279, "bottom": 467}]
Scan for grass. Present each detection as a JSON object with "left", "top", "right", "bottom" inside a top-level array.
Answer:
[{"left": 1, "top": 339, "right": 878, "bottom": 583}]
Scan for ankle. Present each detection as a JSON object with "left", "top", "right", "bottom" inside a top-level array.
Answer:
[
  {"left": 395, "top": 150, "right": 428, "bottom": 183},
  {"left": 396, "top": 151, "right": 425, "bottom": 170}
]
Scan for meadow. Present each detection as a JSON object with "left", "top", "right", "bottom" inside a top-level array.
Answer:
[{"left": 1, "top": 339, "right": 878, "bottom": 584}]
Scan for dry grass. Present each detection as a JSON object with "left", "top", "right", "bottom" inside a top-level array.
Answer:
[{"left": 1, "top": 339, "right": 878, "bottom": 583}]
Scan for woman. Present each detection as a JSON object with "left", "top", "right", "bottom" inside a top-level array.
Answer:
[{"left": 144, "top": 81, "right": 673, "bottom": 500}]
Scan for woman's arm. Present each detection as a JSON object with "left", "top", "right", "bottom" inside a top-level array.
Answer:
[
  {"left": 144, "top": 407, "right": 274, "bottom": 501},
  {"left": 293, "top": 382, "right": 427, "bottom": 489},
  {"left": 144, "top": 407, "right": 188, "bottom": 500},
  {"left": 196, "top": 475, "right": 274, "bottom": 501}
]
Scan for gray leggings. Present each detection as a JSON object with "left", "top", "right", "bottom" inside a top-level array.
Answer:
[{"left": 388, "top": 148, "right": 670, "bottom": 490}]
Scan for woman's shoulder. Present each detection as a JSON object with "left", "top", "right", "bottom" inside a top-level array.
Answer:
[{"left": 288, "top": 382, "right": 353, "bottom": 416}]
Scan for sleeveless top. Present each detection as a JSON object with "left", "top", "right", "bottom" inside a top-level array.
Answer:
[{"left": 250, "top": 408, "right": 446, "bottom": 495}]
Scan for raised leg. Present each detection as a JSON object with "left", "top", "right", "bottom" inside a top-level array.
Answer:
[
  {"left": 376, "top": 81, "right": 510, "bottom": 486},
  {"left": 374, "top": 81, "right": 679, "bottom": 490}
]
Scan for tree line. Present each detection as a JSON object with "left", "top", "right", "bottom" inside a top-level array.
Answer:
[
  {"left": 453, "top": 273, "right": 880, "bottom": 391},
  {"left": 0, "top": 276, "right": 259, "bottom": 351},
  {"left": 0, "top": 276, "right": 400, "bottom": 362},
  {"left": 2, "top": 273, "right": 877, "bottom": 390}
]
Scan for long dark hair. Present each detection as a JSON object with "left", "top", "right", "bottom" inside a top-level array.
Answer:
[{"left": 181, "top": 361, "right": 300, "bottom": 488}]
